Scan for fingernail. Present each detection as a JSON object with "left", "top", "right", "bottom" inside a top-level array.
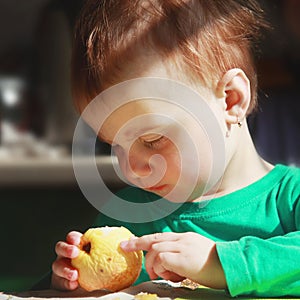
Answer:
[
  {"left": 68, "top": 270, "right": 77, "bottom": 281},
  {"left": 71, "top": 246, "right": 80, "bottom": 258},
  {"left": 68, "top": 279, "right": 78, "bottom": 290},
  {"left": 120, "top": 241, "right": 129, "bottom": 249}
]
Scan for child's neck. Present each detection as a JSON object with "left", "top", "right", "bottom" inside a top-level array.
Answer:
[{"left": 198, "top": 123, "right": 274, "bottom": 201}]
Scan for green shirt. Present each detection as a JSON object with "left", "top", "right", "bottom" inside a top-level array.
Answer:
[{"left": 93, "top": 164, "right": 300, "bottom": 297}]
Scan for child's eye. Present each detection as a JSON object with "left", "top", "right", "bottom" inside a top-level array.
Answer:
[{"left": 139, "top": 134, "right": 167, "bottom": 149}]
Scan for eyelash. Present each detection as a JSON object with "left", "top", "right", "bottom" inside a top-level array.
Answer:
[{"left": 141, "top": 136, "right": 166, "bottom": 149}]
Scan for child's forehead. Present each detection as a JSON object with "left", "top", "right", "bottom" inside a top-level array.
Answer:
[
  {"left": 104, "top": 99, "right": 184, "bottom": 122},
  {"left": 104, "top": 49, "right": 213, "bottom": 96},
  {"left": 109, "top": 97, "right": 217, "bottom": 124},
  {"left": 113, "top": 51, "right": 184, "bottom": 84},
  {"left": 98, "top": 99, "right": 195, "bottom": 141},
  {"left": 82, "top": 76, "right": 216, "bottom": 139}
]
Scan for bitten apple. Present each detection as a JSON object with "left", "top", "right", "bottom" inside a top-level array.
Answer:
[{"left": 71, "top": 226, "right": 143, "bottom": 292}]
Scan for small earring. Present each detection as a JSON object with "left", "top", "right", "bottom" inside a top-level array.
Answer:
[{"left": 237, "top": 116, "right": 242, "bottom": 128}]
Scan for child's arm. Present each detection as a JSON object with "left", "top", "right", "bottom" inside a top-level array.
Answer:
[
  {"left": 121, "top": 232, "right": 227, "bottom": 289},
  {"left": 216, "top": 230, "right": 300, "bottom": 297},
  {"left": 214, "top": 194, "right": 300, "bottom": 298},
  {"left": 51, "top": 231, "right": 82, "bottom": 291}
]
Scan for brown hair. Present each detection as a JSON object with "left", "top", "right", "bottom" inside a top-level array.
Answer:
[{"left": 72, "top": 0, "right": 269, "bottom": 114}]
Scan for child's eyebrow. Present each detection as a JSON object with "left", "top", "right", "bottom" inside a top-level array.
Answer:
[
  {"left": 124, "top": 121, "right": 175, "bottom": 140},
  {"left": 98, "top": 122, "right": 174, "bottom": 145},
  {"left": 98, "top": 133, "right": 113, "bottom": 145}
]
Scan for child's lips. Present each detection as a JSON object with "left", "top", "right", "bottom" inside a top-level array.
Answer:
[{"left": 146, "top": 184, "right": 168, "bottom": 191}]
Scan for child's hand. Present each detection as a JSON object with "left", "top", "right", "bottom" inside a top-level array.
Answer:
[
  {"left": 51, "top": 231, "right": 82, "bottom": 291},
  {"left": 121, "top": 232, "right": 226, "bottom": 289}
]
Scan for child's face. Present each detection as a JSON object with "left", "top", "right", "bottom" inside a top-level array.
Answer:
[
  {"left": 99, "top": 98, "right": 219, "bottom": 203},
  {"left": 85, "top": 56, "right": 227, "bottom": 203}
]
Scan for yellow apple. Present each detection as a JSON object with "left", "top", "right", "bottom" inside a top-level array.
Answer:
[
  {"left": 134, "top": 292, "right": 158, "bottom": 300},
  {"left": 71, "top": 226, "right": 143, "bottom": 292}
]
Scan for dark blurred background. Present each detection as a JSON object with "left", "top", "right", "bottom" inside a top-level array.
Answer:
[
  {"left": 0, "top": 0, "right": 113, "bottom": 292},
  {"left": 250, "top": 0, "right": 300, "bottom": 167},
  {"left": 0, "top": 0, "right": 299, "bottom": 293}
]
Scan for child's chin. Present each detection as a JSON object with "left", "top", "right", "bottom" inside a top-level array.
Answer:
[
  {"left": 144, "top": 186, "right": 197, "bottom": 203},
  {"left": 158, "top": 192, "right": 192, "bottom": 204},
  {"left": 161, "top": 189, "right": 203, "bottom": 203}
]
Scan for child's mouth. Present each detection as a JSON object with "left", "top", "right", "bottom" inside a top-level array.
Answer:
[{"left": 146, "top": 184, "right": 168, "bottom": 192}]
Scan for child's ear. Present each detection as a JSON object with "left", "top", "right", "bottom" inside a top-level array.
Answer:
[{"left": 216, "top": 68, "right": 251, "bottom": 125}]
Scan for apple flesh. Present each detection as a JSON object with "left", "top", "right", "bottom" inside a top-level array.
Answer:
[{"left": 71, "top": 226, "right": 143, "bottom": 292}]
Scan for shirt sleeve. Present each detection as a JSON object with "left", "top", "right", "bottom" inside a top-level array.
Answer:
[
  {"left": 216, "top": 231, "right": 300, "bottom": 297},
  {"left": 216, "top": 178, "right": 300, "bottom": 298}
]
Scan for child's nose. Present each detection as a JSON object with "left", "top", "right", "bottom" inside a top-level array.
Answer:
[
  {"left": 128, "top": 153, "right": 152, "bottom": 179},
  {"left": 127, "top": 145, "right": 152, "bottom": 179}
]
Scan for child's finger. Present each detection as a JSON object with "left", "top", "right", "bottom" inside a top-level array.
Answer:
[
  {"left": 51, "top": 273, "right": 78, "bottom": 291},
  {"left": 158, "top": 270, "right": 184, "bottom": 282},
  {"left": 144, "top": 241, "right": 179, "bottom": 280},
  {"left": 63, "top": 279, "right": 79, "bottom": 291},
  {"left": 55, "top": 241, "right": 80, "bottom": 258},
  {"left": 151, "top": 254, "right": 168, "bottom": 279},
  {"left": 151, "top": 240, "right": 180, "bottom": 253},
  {"left": 144, "top": 250, "right": 159, "bottom": 280},
  {"left": 152, "top": 254, "right": 184, "bottom": 282},
  {"left": 121, "top": 232, "right": 178, "bottom": 251},
  {"left": 66, "top": 231, "right": 82, "bottom": 245},
  {"left": 159, "top": 252, "right": 185, "bottom": 277},
  {"left": 52, "top": 257, "right": 78, "bottom": 281}
]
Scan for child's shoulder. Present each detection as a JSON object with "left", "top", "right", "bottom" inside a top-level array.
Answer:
[
  {"left": 273, "top": 164, "right": 300, "bottom": 205},
  {"left": 275, "top": 164, "right": 300, "bottom": 183}
]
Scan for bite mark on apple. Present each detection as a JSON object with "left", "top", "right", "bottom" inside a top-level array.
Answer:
[{"left": 82, "top": 242, "right": 91, "bottom": 254}]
